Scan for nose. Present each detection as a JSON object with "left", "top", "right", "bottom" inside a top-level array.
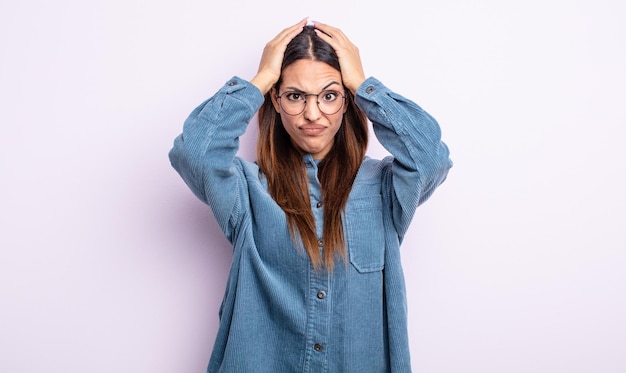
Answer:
[{"left": 302, "top": 97, "right": 322, "bottom": 121}]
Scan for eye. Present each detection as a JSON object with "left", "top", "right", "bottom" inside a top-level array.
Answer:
[
  {"left": 320, "top": 90, "right": 340, "bottom": 102},
  {"left": 284, "top": 92, "right": 304, "bottom": 102}
]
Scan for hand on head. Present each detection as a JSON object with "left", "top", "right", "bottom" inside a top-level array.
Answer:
[
  {"left": 250, "top": 19, "right": 366, "bottom": 95},
  {"left": 250, "top": 19, "right": 307, "bottom": 95},
  {"left": 311, "top": 21, "right": 366, "bottom": 94}
]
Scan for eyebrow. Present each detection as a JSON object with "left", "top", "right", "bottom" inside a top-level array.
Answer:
[{"left": 284, "top": 81, "right": 341, "bottom": 93}]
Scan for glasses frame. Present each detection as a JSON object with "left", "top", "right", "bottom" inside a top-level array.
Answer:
[{"left": 276, "top": 90, "right": 346, "bottom": 116}]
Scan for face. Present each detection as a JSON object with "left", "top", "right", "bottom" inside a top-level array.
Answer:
[{"left": 271, "top": 59, "right": 346, "bottom": 160}]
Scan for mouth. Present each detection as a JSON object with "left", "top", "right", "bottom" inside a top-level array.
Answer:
[{"left": 299, "top": 124, "right": 327, "bottom": 136}]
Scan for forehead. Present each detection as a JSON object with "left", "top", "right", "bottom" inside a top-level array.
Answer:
[{"left": 280, "top": 59, "right": 342, "bottom": 92}]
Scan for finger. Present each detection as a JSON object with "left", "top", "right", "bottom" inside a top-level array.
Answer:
[
  {"left": 274, "top": 18, "right": 307, "bottom": 43},
  {"left": 312, "top": 21, "right": 336, "bottom": 34},
  {"left": 312, "top": 22, "right": 347, "bottom": 42}
]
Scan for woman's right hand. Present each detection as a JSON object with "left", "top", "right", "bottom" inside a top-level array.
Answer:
[{"left": 250, "top": 19, "right": 307, "bottom": 95}]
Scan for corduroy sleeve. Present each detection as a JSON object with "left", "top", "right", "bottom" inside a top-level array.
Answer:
[{"left": 355, "top": 77, "right": 452, "bottom": 238}]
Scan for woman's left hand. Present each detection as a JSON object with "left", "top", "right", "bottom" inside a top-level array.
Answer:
[{"left": 313, "top": 22, "right": 366, "bottom": 95}]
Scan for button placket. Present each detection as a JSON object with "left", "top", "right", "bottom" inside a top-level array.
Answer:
[
  {"left": 305, "top": 265, "right": 330, "bottom": 369},
  {"left": 302, "top": 152, "right": 329, "bottom": 371}
]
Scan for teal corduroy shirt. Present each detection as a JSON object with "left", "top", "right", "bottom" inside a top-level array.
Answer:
[{"left": 169, "top": 76, "right": 452, "bottom": 372}]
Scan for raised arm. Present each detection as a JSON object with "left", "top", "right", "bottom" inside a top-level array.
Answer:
[
  {"left": 357, "top": 78, "right": 452, "bottom": 237},
  {"left": 315, "top": 21, "right": 451, "bottom": 236},
  {"left": 169, "top": 19, "right": 309, "bottom": 239},
  {"left": 168, "top": 79, "right": 263, "bottom": 237}
]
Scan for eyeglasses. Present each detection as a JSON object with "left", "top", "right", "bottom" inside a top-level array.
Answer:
[{"left": 276, "top": 90, "right": 346, "bottom": 116}]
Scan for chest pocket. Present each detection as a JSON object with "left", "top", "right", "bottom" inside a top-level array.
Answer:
[{"left": 345, "top": 195, "right": 385, "bottom": 273}]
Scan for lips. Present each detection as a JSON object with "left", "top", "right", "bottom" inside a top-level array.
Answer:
[{"left": 299, "top": 124, "right": 327, "bottom": 135}]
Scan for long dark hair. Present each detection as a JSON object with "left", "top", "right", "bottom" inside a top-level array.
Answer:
[{"left": 256, "top": 26, "right": 368, "bottom": 270}]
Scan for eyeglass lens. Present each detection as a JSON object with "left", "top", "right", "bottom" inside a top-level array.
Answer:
[{"left": 279, "top": 91, "right": 344, "bottom": 115}]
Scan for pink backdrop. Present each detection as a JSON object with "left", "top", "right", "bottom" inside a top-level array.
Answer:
[{"left": 1, "top": 0, "right": 625, "bottom": 372}]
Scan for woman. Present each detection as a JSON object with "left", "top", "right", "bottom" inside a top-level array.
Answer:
[{"left": 169, "top": 19, "right": 452, "bottom": 373}]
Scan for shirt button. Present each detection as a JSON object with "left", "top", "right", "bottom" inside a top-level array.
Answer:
[
  {"left": 317, "top": 239, "right": 323, "bottom": 247},
  {"left": 313, "top": 343, "right": 323, "bottom": 352},
  {"left": 316, "top": 201, "right": 323, "bottom": 208},
  {"left": 317, "top": 290, "right": 326, "bottom": 299},
  {"left": 227, "top": 80, "right": 237, "bottom": 86},
  {"left": 366, "top": 86, "right": 375, "bottom": 94}
]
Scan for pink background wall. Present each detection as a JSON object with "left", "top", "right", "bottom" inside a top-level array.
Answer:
[{"left": 1, "top": 0, "right": 625, "bottom": 372}]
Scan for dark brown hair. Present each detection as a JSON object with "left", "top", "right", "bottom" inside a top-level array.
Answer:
[{"left": 256, "top": 26, "right": 368, "bottom": 270}]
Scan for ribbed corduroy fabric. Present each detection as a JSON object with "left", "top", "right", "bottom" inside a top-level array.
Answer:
[{"left": 169, "top": 76, "right": 452, "bottom": 373}]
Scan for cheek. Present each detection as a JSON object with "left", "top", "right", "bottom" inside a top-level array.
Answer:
[
  {"left": 329, "top": 113, "right": 344, "bottom": 129},
  {"left": 279, "top": 114, "right": 297, "bottom": 134}
]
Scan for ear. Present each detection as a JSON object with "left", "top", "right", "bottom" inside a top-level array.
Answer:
[{"left": 270, "top": 87, "right": 281, "bottom": 113}]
